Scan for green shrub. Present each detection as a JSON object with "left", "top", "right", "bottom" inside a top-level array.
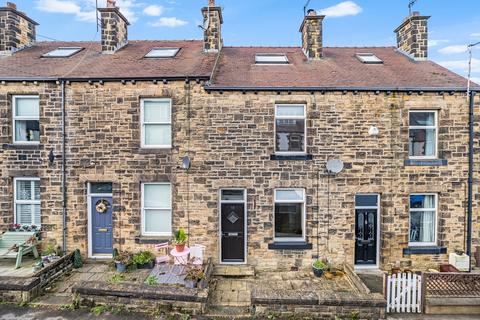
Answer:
[
  {"left": 313, "top": 260, "right": 327, "bottom": 269},
  {"left": 132, "top": 251, "right": 155, "bottom": 265}
]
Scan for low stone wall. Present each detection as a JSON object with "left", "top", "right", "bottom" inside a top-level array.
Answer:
[
  {"left": 425, "top": 297, "right": 480, "bottom": 315},
  {"left": 0, "top": 252, "right": 74, "bottom": 303},
  {"left": 73, "top": 281, "right": 209, "bottom": 315}
]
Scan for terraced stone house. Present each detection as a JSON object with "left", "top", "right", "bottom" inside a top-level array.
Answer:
[{"left": 0, "top": 0, "right": 478, "bottom": 271}]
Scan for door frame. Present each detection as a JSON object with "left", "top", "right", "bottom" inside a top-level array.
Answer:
[
  {"left": 354, "top": 193, "right": 380, "bottom": 269},
  {"left": 87, "top": 183, "right": 113, "bottom": 259},
  {"left": 218, "top": 188, "right": 247, "bottom": 265}
]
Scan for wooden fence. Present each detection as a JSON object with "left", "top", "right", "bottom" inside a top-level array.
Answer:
[
  {"left": 386, "top": 272, "right": 422, "bottom": 313},
  {"left": 423, "top": 272, "right": 480, "bottom": 297}
]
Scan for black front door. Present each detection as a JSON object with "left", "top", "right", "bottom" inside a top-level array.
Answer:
[
  {"left": 355, "top": 208, "right": 377, "bottom": 265},
  {"left": 221, "top": 203, "right": 245, "bottom": 263}
]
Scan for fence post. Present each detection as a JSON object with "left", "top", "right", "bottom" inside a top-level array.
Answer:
[{"left": 421, "top": 272, "right": 427, "bottom": 314}]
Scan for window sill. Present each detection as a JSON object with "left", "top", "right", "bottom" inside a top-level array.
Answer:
[
  {"left": 137, "top": 148, "right": 172, "bottom": 154},
  {"left": 403, "top": 246, "right": 447, "bottom": 255},
  {"left": 268, "top": 242, "right": 312, "bottom": 250},
  {"left": 404, "top": 159, "right": 448, "bottom": 166},
  {"left": 135, "top": 236, "right": 171, "bottom": 244},
  {"left": 3, "top": 143, "right": 42, "bottom": 150},
  {"left": 270, "top": 154, "right": 313, "bottom": 161}
]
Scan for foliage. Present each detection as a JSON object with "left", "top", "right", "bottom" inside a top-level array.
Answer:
[
  {"left": 313, "top": 259, "right": 327, "bottom": 270},
  {"left": 73, "top": 249, "right": 83, "bottom": 269},
  {"left": 107, "top": 274, "right": 125, "bottom": 284},
  {"left": 114, "top": 251, "right": 132, "bottom": 265},
  {"left": 179, "top": 313, "right": 191, "bottom": 320},
  {"left": 132, "top": 250, "right": 155, "bottom": 265},
  {"left": 173, "top": 228, "right": 188, "bottom": 245},
  {"left": 90, "top": 304, "right": 113, "bottom": 316},
  {"left": 145, "top": 275, "right": 157, "bottom": 285},
  {"left": 9, "top": 224, "right": 40, "bottom": 232},
  {"left": 184, "top": 266, "right": 205, "bottom": 281}
]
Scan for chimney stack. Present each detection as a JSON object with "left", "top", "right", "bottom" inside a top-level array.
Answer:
[
  {"left": 98, "top": 0, "right": 130, "bottom": 54},
  {"left": 202, "top": 0, "right": 223, "bottom": 53},
  {"left": 0, "top": 2, "right": 38, "bottom": 54},
  {"left": 300, "top": 9, "right": 325, "bottom": 60},
  {"left": 394, "top": 11, "right": 430, "bottom": 60}
]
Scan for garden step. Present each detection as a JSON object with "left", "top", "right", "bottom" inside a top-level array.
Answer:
[
  {"left": 212, "top": 265, "right": 255, "bottom": 277},
  {"left": 204, "top": 306, "right": 252, "bottom": 319}
]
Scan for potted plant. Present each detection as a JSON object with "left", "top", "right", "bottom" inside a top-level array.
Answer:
[
  {"left": 114, "top": 251, "right": 132, "bottom": 273},
  {"left": 132, "top": 251, "right": 155, "bottom": 269},
  {"left": 173, "top": 229, "right": 188, "bottom": 252},
  {"left": 184, "top": 266, "right": 204, "bottom": 288},
  {"left": 312, "top": 259, "right": 326, "bottom": 277}
]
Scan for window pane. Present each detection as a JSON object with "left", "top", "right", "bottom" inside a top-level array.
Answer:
[
  {"left": 409, "top": 128, "right": 435, "bottom": 157},
  {"left": 276, "top": 119, "right": 305, "bottom": 152},
  {"left": 144, "top": 209, "right": 172, "bottom": 234},
  {"left": 16, "top": 204, "right": 32, "bottom": 224},
  {"left": 221, "top": 190, "right": 244, "bottom": 201},
  {"left": 90, "top": 182, "right": 112, "bottom": 194},
  {"left": 145, "top": 48, "right": 179, "bottom": 58},
  {"left": 276, "top": 105, "right": 304, "bottom": 117},
  {"left": 15, "top": 97, "right": 39, "bottom": 117},
  {"left": 275, "top": 203, "right": 303, "bottom": 238},
  {"left": 410, "top": 112, "right": 435, "bottom": 126},
  {"left": 255, "top": 54, "right": 288, "bottom": 64},
  {"left": 355, "top": 195, "right": 378, "bottom": 207},
  {"left": 410, "top": 211, "right": 435, "bottom": 243},
  {"left": 144, "top": 124, "right": 171, "bottom": 146},
  {"left": 276, "top": 189, "right": 304, "bottom": 201},
  {"left": 15, "top": 120, "right": 40, "bottom": 142},
  {"left": 143, "top": 100, "right": 170, "bottom": 123},
  {"left": 410, "top": 195, "right": 435, "bottom": 209},
  {"left": 33, "top": 181, "right": 40, "bottom": 200},
  {"left": 16, "top": 180, "right": 32, "bottom": 200},
  {"left": 34, "top": 204, "right": 41, "bottom": 225},
  {"left": 144, "top": 184, "right": 171, "bottom": 208}
]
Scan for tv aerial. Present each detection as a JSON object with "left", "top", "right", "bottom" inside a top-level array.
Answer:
[
  {"left": 408, "top": 0, "right": 419, "bottom": 16},
  {"left": 326, "top": 159, "right": 344, "bottom": 174}
]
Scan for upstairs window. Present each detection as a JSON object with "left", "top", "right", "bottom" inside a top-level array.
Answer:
[
  {"left": 141, "top": 183, "right": 172, "bottom": 236},
  {"left": 275, "top": 105, "right": 306, "bottom": 154},
  {"left": 409, "top": 110, "right": 437, "bottom": 158},
  {"left": 356, "top": 53, "right": 383, "bottom": 64},
  {"left": 13, "top": 96, "right": 40, "bottom": 144},
  {"left": 14, "top": 178, "right": 41, "bottom": 226},
  {"left": 409, "top": 194, "right": 437, "bottom": 246},
  {"left": 255, "top": 54, "right": 289, "bottom": 64},
  {"left": 274, "top": 189, "right": 305, "bottom": 242},
  {"left": 42, "top": 47, "right": 83, "bottom": 57},
  {"left": 145, "top": 48, "right": 180, "bottom": 58},
  {"left": 141, "top": 98, "right": 172, "bottom": 148}
]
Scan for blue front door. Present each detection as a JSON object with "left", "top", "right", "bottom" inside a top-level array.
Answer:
[{"left": 91, "top": 196, "right": 113, "bottom": 255}]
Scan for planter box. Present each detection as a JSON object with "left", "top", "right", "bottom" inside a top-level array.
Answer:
[{"left": 137, "top": 261, "right": 154, "bottom": 269}]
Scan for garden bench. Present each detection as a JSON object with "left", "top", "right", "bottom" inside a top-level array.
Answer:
[{"left": 0, "top": 231, "right": 39, "bottom": 269}]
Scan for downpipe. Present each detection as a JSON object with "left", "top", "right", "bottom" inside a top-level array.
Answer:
[
  {"left": 61, "top": 81, "right": 67, "bottom": 253},
  {"left": 467, "top": 90, "right": 476, "bottom": 271}
]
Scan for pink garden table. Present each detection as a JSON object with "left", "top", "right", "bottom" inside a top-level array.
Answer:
[{"left": 170, "top": 246, "right": 190, "bottom": 265}]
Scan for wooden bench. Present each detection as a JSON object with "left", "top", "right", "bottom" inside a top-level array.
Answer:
[{"left": 0, "top": 231, "right": 39, "bottom": 269}]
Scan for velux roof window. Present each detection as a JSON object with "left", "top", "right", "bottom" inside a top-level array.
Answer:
[
  {"left": 145, "top": 48, "right": 180, "bottom": 58},
  {"left": 356, "top": 53, "right": 383, "bottom": 64},
  {"left": 255, "top": 54, "right": 289, "bottom": 64},
  {"left": 42, "top": 47, "right": 83, "bottom": 58}
]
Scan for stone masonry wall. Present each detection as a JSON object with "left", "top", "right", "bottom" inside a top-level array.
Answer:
[
  {"left": 395, "top": 15, "right": 429, "bottom": 60},
  {"left": 202, "top": 7, "right": 222, "bottom": 52},
  {"left": 0, "top": 9, "right": 36, "bottom": 53},
  {"left": 0, "top": 80, "right": 478, "bottom": 271},
  {"left": 100, "top": 9, "right": 128, "bottom": 53},
  {"left": 301, "top": 15, "right": 324, "bottom": 59}
]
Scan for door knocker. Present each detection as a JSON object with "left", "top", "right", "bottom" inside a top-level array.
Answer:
[{"left": 95, "top": 199, "right": 110, "bottom": 213}]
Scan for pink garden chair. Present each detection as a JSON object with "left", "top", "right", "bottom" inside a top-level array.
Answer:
[{"left": 155, "top": 242, "right": 170, "bottom": 265}]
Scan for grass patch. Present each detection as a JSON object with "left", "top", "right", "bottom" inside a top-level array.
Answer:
[{"left": 107, "top": 273, "right": 126, "bottom": 284}]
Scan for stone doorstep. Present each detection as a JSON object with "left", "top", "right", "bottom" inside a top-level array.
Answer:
[{"left": 212, "top": 265, "right": 255, "bottom": 278}]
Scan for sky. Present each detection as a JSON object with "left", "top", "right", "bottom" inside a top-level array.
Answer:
[{"left": 17, "top": 0, "right": 480, "bottom": 83}]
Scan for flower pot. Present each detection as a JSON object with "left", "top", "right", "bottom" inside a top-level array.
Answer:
[
  {"left": 137, "top": 261, "right": 154, "bottom": 269},
  {"left": 116, "top": 262, "right": 127, "bottom": 273},
  {"left": 312, "top": 265, "right": 324, "bottom": 277},
  {"left": 175, "top": 244, "right": 185, "bottom": 252}
]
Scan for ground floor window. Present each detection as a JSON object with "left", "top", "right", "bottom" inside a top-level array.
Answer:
[
  {"left": 274, "top": 188, "right": 305, "bottom": 241},
  {"left": 14, "top": 178, "right": 40, "bottom": 226},
  {"left": 141, "top": 183, "right": 172, "bottom": 236},
  {"left": 409, "top": 194, "right": 437, "bottom": 246}
]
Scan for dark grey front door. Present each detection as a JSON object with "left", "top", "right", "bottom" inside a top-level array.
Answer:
[
  {"left": 355, "top": 208, "right": 377, "bottom": 265},
  {"left": 91, "top": 196, "right": 113, "bottom": 255},
  {"left": 221, "top": 202, "right": 245, "bottom": 263}
]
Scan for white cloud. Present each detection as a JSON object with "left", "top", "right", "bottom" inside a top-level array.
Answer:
[
  {"left": 318, "top": 1, "right": 362, "bottom": 18},
  {"left": 143, "top": 5, "right": 163, "bottom": 16},
  {"left": 35, "top": 0, "right": 81, "bottom": 14},
  {"left": 438, "top": 58, "right": 480, "bottom": 74},
  {"left": 438, "top": 45, "right": 469, "bottom": 55},
  {"left": 429, "top": 39, "right": 449, "bottom": 47},
  {"left": 149, "top": 17, "right": 188, "bottom": 28},
  {"left": 470, "top": 33, "right": 480, "bottom": 38}
]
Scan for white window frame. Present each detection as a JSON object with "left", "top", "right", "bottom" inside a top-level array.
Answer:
[
  {"left": 274, "top": 104, "right": 307, "bottom": 155},
  {"left": 12, "top": 95, "right": 40, "bottom": 145},
  {"left": 145, "top": 48, "right": 180, "bottom": 58},
  {"left": 140, "top": 98, "right": 172, "bottom": 149},
  {"left": 408, "top": 193, "right": 438, "bottom": 247},
  {"left": 408, "top": 110, "right": 438, "bottom": 159},
  {"left": 141, "top": 182, "right": 172, "bottom": 237},
  {"left": 274, "top": 188, "right": 306, "bottom": 242},
  {"left": 255, "top": 53, "right": 289, "bottom": 65},
  {"left": 13, "top": 177, "right": 41, "bottom": 226}
]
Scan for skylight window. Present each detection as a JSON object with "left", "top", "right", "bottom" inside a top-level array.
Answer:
[
  {"left": 42, "top": 47, "right": 83, "bottom": 58},
  {"left": 145, "top": 48, "right": 180, "bottom": 58},
  {"left": 255, "top": 54, "right": 289, "bottom": 64},
  {"left": 356, "top": 53, "right": 383, "bottom": 64}
]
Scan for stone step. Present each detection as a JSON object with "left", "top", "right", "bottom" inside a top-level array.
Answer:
[
  {"left": 31, "top": 294, "right": 73, "bottom": 308},
  {"left": 204, "top": 305, "right": 252, "bottom": 319},
  {"left": 213, "top": 265, "right": 255, "bottom": 278}
]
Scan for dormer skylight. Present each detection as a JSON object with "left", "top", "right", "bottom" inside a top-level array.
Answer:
[
  {"left": 255, "top": 54, "right": 289, "bottom": 64},
  {"left": 145, "top": 48, "right": 180, "bottom": 58},
  {"left": 356, "top": 53, "right": 383, "bottom": 64},
  {"left": 42, "top": 47, "right": 83, "bottom": 58}
]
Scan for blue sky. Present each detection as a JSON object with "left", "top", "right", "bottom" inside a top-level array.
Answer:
[{"left": 20, "top": 0, "right": 480, "bottom": 83}]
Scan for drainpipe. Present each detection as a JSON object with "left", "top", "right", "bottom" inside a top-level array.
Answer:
[
  {"left": 61, "top": 80, "right": 67, "bottom": 253},
  {"left": 467, "top": 90, "right": 476, "bottom": 271}
]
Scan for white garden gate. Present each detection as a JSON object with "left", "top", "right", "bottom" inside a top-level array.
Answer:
[{"left": 386, "top": 272, "right": 422, "bottom": 313}]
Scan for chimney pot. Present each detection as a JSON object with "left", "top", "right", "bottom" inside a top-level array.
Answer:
[
  {"left": 307, "top": 9, "right": 316, "bottom": 16},
  {"left": 6, "top": 2, "right": 16, "bottom": 10},
  {"left": 412, "top": 11, "right": 420, "bottom": 16},
  {"left": 208, "top": 0, "right": 215, "bottom": 7},
  {"left": 106, "top": 0, "right": 116, "bottom": 8}
]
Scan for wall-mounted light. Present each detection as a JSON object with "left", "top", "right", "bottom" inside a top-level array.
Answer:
[
  {"left": 368, "top": 125, "right": 379, "bottom": 136},
  {"left": 182, "top": 156, "right": 191, "bottom": 171}
]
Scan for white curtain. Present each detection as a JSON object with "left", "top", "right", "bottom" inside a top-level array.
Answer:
[
  {"left": 420, "top": 195, "right": 435, "bottom": 243},
  {"left": 424, "top": 129, "right": 435, "bottom": 156},
  {"left": 15, "top": 121, "right": 27, "bottom": 141}
]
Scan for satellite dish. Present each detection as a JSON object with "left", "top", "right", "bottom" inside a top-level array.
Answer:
[{"left": 326, "top": 159, "right": 344, "bottom": 174}]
